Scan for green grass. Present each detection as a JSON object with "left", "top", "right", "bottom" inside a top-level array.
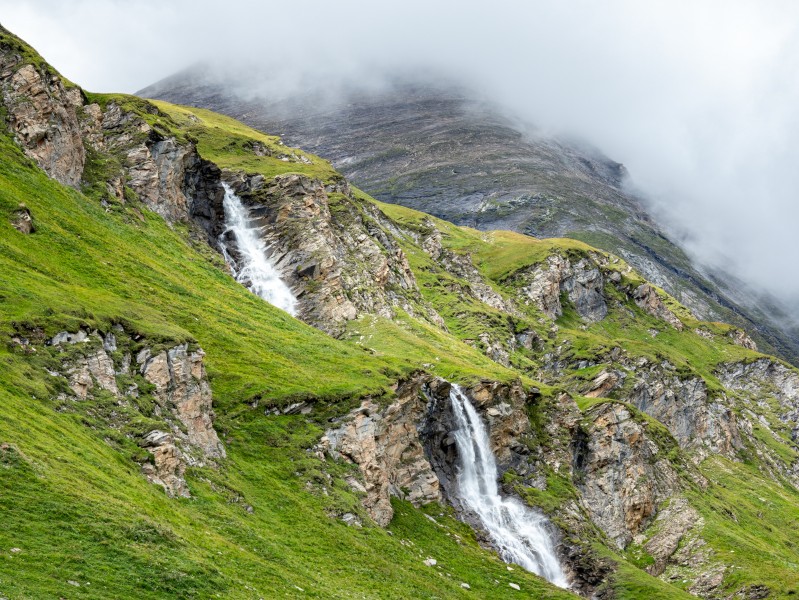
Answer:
[
  {"left": 0, "top": 132, "right": 397, "bottom": 408},
  {"left": 150, "top": 100, "right": 339, "bottom": 182}
]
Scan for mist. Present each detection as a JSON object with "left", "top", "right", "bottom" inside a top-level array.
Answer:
[{"left": 3, "top": 0, "right": 799, "bottom": 316}]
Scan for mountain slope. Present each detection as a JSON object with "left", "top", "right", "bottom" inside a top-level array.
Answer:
[
  {"left": 3, "top": 25, "right": 799, "bottom": 600},
  {"left": 138, "top": 73, "right": 799, "bottom": 365}
]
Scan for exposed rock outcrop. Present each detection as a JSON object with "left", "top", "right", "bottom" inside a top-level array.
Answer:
[
  {"left": 138, "top": 344, "right": 225, "bottom": 460},
  {"left": 729, "top": 329, "right": 758, "bottom": 351},
  {"left": 225, "top": 173, "right": 444, "bottom": 335},
  {"left": 417, "top": 225, "right": 518, "bottom": 316},
  {"left": 717, "top": 359, "right": 799, "bottom": 443},
  {"left": 627, "top": 361, "right": 742, "bottom": 460},
  {"left": 515, "top": 254, "right": 608, "bottom": 322},
  {"left": 0, "top": 55, "right": 85, "bottom": 186},
  {"left": 322, "top": 375, "right": 442, "bottom": 526},
  {"left": 47, "top": 329, "right": 224, "bottom": 497},
  {"left": 575, "top": 403, "right": 679, "bottom": 549},
  {"left": 11, "top": 204, "right": 33, "bottom": 233},
  {"left": 633, "top": 284, "right": 683, "bottom": 330},
  {"left": 140, "top": 430, "right": 190, "bottom": 498},
  {"left": 642, "top": 497, "right": 702, "bottom": 577},
  {"left": 86, "top": 101, "right": 225, "bottom": 226},
  {"left": 68, "top": 347, "right": 119, "bottom": 400}
]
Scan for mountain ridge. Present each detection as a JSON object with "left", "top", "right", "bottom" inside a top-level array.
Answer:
[{"left": 138, "top": 70, "right": 799, "bottom": 366}]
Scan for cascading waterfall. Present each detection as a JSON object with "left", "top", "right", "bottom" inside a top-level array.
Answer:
[
  {"left": 218, "top": 183, "right": 298, "bottom": 315},
  {"left": 449, "top": 384, "right": 569, "bottom": 588}
]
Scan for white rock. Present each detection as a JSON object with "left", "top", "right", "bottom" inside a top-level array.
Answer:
[
  {"left": 460, "top": 582, "right": 471, "bottom": 589},
  {"left": 423, "top": 558, "right": 437, "bottom": 567},
  {"left": 509, "top": 582, "right": 520, "bottom": 590}
]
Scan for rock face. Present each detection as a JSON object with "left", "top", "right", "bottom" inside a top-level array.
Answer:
[
  {"left": 633, "top": 284, "right": 683, "bottom": 330},
  {"left": 68, "top": 348, "right": 119, "bottom": 400},
  {"left": 515, "top": 254, "right": 608, "bottom": 322},
  {"left": 0, "top": 32, "right": 225, "bottom": 231},
  {"left": 575, "top": 403, "right": 679, "bottom": 549},
  {"left": 642, "top": 497, "right": 702, "bottom": 577},
  {"left": 323, "top": 375, "right": 442, "bottom": 526},
  {"left": 84, "top": 100, "right": 226, "bottom": 227},
  {"left": 0, "top": 55, "right": 85, "bottom": 186},
  {"left": 717, "top": 359, "right": 799, "bottom": 442},
  {"left": 140, "top": 430, "right": 190, "bottom": 498},
  {"left": 224, "top": 172, "right": 444, "bottom": 335},
  {"left": 627, "top": 361, "right": 742, "bottom": 460},
  {"left": 729, "top": 329, "right": 758, "bottom": 351},
  {"left": 48, "top": 329, "right": 224, "bottom": 497},
  {"left": 138, "top": 344, "right": 225, "bottom": 460},
  {"left": 322, "top": 375, "right": 542, "bottom": 526}
]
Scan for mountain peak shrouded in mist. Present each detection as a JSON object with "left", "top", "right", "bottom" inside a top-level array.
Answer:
[{"left": 139, "top": 67, "right": 799, "bottom": 365}]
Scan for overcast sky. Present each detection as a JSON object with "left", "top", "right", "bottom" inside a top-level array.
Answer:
[{"left": 3, "top": 0, "right": 799, "bottom": 313}]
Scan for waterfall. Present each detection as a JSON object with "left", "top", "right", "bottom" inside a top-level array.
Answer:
[
  {"left": 449, "top": 384, "right": 569, "bottom": 588},
  {"left": 219, "top": 184, "right": 298, "bottom": 316}
]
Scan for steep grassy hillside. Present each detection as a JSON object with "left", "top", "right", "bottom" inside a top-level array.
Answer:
[{"left": 0, "top": 119, "right": 576, "bottom": 599}]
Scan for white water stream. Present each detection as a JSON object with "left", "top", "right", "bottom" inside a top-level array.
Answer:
[
  {"left": 449, "top": 384, "right": 569, "bottom": 588},
  {"left": 219, "top": 184, "right": 298, "bottom": 315}
]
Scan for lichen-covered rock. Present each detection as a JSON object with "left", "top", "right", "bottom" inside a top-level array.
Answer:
[
  {"left": 633, "top": 284, "right": 683, "bottom": 330},
  {"left": 0, "top": 58, "right": 85, "bottom": 186},
  {"left": 576, "top": 403, "right": 679, "bottom": 549},
  {"left": 139, "top": 344, "right": 225, "bottom": 460}
]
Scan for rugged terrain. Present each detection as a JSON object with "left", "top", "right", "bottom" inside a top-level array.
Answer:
[
  {"left": 2, "top": 25, "right": 799, "bottom": 599},
  {"left": 139, "top": 73, "right": 799, "bottom": 365}
]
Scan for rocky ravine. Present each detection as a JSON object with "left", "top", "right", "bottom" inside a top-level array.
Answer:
[{"left": 321, "top": 374, "right": 690, "bottom": 596}]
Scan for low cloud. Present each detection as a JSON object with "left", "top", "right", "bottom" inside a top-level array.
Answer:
[{"left": 4, "top": 0, "right": 799, "bottom": 314}]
